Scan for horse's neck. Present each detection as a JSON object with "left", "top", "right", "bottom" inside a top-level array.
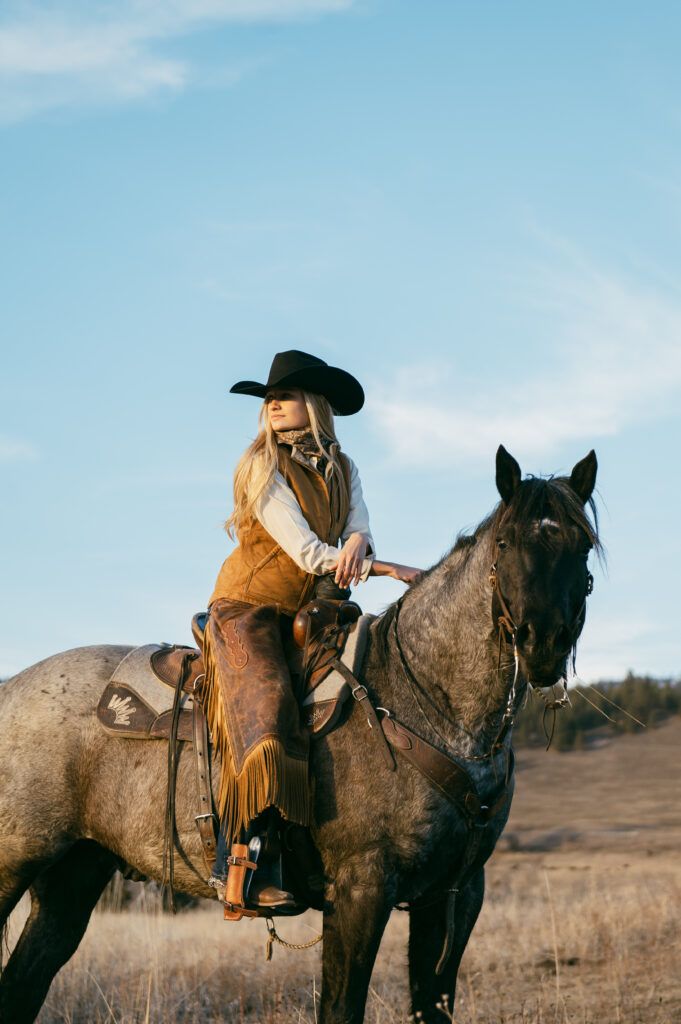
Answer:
[{"left": 391, "top": 532, "right": 514, "bottom": 745}]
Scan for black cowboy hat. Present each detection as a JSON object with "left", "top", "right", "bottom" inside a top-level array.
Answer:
[{"left": 230, "top": 349, "right": 364, "bottom": 416}]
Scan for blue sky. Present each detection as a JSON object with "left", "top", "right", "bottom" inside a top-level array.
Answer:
[{"left": 2, "top": 0, "right": 681, "bottom": 682}]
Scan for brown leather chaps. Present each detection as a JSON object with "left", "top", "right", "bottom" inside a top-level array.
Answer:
[{"left": 202, "top": 599, "right": 310, "bottom": 844}]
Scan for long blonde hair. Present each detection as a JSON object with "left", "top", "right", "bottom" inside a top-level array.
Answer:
[{"left": 225, "top": 391, "right": 349, "bottom": 539}]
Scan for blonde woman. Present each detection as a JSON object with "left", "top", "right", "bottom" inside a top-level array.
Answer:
[{"left": 204, "top": 350, "right": 421, "bottom": 914}]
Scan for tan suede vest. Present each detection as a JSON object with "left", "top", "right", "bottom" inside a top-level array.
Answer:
[{"left": 210, "top": 447, "right": 352, "bottom": 616}]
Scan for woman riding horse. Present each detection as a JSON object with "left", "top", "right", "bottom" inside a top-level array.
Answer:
[
  {"left": 0, "top": 439, "right": 599, "bottom": 1024},
  {"left": 203, "top": 349, "right": 421, "bottom": 913}
]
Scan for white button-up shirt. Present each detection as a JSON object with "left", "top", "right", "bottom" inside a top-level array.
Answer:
[{"left": 254, "top": 450, "right": 375, "bottom": 581}]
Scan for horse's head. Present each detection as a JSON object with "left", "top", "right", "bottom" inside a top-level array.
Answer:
[{"left": 491, "top": 445, "right": 599, "bottom": 689}]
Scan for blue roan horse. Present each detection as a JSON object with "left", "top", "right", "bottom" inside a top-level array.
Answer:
[{"left": 0, "top": 446, "right": 599, "bottom": 1024}]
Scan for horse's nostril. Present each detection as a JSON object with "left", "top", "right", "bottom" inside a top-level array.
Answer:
[
  {"left": 516, "top": 622, "right": 531, "bottom": 650},
  {"left": 554, "top": 625, "right": 571, "bottom": 655}
]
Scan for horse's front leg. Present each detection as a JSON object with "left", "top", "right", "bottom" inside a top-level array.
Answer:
[
  {"left": 408, "top": 868, "right": 485, "bottom": 1024},
  {"left": 319, "top": 857, "right": 392, "bottom": 1024}
]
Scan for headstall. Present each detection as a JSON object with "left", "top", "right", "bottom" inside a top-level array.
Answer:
[
  {"left": 391, "top": 550, "right": 594, "bottom": 760},
  {"left": 489, "top": 550, "right": 594, "bottom": 715}
]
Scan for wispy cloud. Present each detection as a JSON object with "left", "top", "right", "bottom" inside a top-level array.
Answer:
[
  {"left": 0, "top": 434, "right": 39, "bottom": 462},
  {"left": 0, "top": 0, "right": 353, "bottom": 121},
  {"left": 369, "top": 240, "right": 681, "bottom": 468}
]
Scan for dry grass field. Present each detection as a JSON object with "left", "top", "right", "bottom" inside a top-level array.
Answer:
[{"left": 5, "top": 717, "right": 680, "bottom": 1024}]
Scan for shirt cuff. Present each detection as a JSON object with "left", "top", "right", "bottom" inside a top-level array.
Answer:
[{"left": 359, "top": 555, "right": 374, "bottom": 582}]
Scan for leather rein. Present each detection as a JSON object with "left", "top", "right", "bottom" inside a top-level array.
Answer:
[
  {"left": 391, "top": 582, "right": 519, "bottom": 765},
  {"left": 161, "top": 649, "right": 215, "bottom": 913}
]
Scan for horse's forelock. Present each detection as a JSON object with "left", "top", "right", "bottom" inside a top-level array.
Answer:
[
  {"left": 496, "top": 476, "right": 601, "bottom": 554},
  {"left": 446, "top": 475, "right": 601, "bottom": 562},
  {"left": 387, "top": 475, "right": 602, "bottom": 624}
]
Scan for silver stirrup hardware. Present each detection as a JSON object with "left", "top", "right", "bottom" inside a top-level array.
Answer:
[{"left": 243, "top": 835, "right": 261, "bottom": 901}]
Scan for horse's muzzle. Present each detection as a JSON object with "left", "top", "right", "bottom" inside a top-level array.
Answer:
[{"left": 519, "top": 650, "right": 570, "bottom": 690}]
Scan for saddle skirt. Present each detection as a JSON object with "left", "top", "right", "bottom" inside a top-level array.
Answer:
[{"left": 96, "top": 643, "right": 201, "bottom": 742}]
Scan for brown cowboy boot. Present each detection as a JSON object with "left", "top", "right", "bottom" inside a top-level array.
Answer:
[
  {"left": 246, "top": 828, "right": 297, "bottom": 910},
  {"left": 248, "top": 874, "right": 297, "bottom": 909}
]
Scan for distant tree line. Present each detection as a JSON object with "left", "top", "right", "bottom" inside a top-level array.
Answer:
[{"left": 513, "top": 672, "right": 681, "bottom": 751}]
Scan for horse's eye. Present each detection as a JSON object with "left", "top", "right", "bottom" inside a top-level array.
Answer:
[{"left": 496, "top": 537, "right": 508, "bottom": 550}]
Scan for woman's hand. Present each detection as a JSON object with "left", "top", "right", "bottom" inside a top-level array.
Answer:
[
  {"left": 334, "top": 533, "right": 369, "bottom": 588},
  {"left": 370, "top": 560, "right": 423, "bottom": 585},
  {"left": 391, "top": 563, "right": 423, "bottom": 584}
]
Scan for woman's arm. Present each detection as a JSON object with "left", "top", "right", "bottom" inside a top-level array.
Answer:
[
  {"left": 255, "top": 471, "right": 373, "bottom": 579},
  {"left": 337, "top": 460, "right": 421, "bottom": 587},
  {"left": 369, "top": 560, "right": 423, "bottom": 585},
  {"left": 255, "top": 465, "right": 420, "bottom": 588}
]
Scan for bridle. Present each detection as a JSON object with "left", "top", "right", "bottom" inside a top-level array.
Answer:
[
  {"left": 489, "top": 548, "right": 594, "bottom": 710},
  {"left": 489, "top": 556, "right": 594, "bottom": 645},
  {"left": 392, "top": 547, "right": 594, "bottom": 761}
]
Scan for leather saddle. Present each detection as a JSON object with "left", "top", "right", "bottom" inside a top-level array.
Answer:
[
  {"left": 96, "top": 601, "right": 366, "bottom": 745},
  {"left": 187, "top": 600, "right": 366, "bottom": 735}
]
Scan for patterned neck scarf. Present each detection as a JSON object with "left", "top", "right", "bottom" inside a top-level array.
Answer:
[{"left": 275, "top": 427, "right": 325, "bottom": 462}]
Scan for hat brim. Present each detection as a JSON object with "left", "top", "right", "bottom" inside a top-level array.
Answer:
[{"left": 230, "top": 365, "right": 364, "bottom": 416}]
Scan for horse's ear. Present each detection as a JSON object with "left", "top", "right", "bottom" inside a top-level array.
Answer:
[
  {"left": 496, "top": 445, "right": 522, "bottom": 505},
  {"left": 569, "top": 450, "right": 597, "bottom": 504}
]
